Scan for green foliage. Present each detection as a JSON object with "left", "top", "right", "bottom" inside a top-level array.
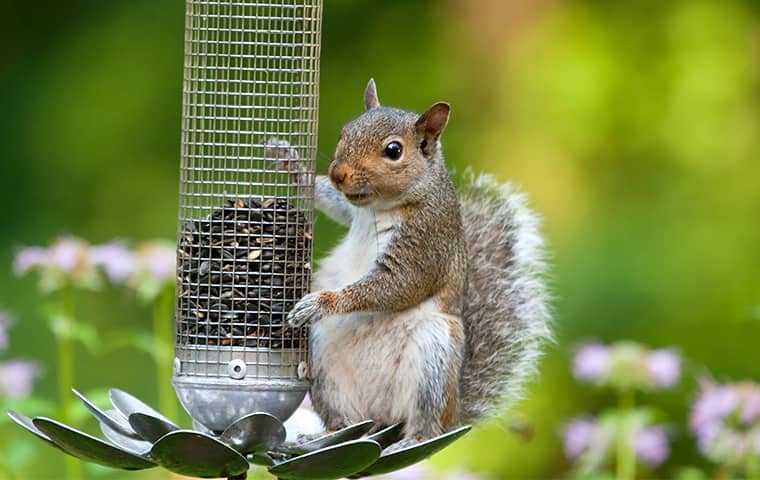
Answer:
[
  {"left": 46, "top": 304, "right": 102, "bottom": 356},
  {"left": 109, "top": 330, "right": 171, "bottom": 364}
]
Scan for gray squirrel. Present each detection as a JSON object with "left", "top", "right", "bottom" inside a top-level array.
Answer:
[{"left": 266, "top": 79, "right": 551, "bottom": 443}]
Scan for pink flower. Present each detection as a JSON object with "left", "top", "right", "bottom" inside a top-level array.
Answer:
[
  {"left": 135, "top": 241, "right": 176, "bottom": 284},
  {"left": 0, "top": 360, "right": 40, "bottom": 398},
  {"left": 573, "top": 344, "right": 610, "bottom": 383},
  {"left": 127, "top": 240, "right": 176, "bottom": 301},
  {"left": 48, "top": 237, "right": 86, "bottom": 272},
  {"left": 90, "top": 242, "right": 135, "bottom": 283},
  {"left": 144, "top": 246, "right": 175, "bottom": 282},
  {"left": 562, "top": 415, "right": 671, "bottom": 472},
  {"left": 572, "top": 342, "right": 682, "bottom": 392},
  {"left": 646, "top": 349, "right": 681, "bottom": 389},
  {"left": 13, "top": 237, "right": 99, "bottom": 292},
  {"left": 690, "top": 382, "right": 739, "bottom": 437},
  {"left": 690, "top": 380, "right": 760, "bottom": 464},
  {"left": 741, "top": 388, "right": 760, "bottom": 424},
  {"left": 13, "top": 247, "right": 47, "bottom": 275},
  {"left": 634, "top": 426, "right": 670, "bottom": 467},
  {"left": 563, "top": 418, "right": 597, "bottom": 459}
]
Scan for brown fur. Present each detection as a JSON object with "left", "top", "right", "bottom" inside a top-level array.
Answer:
[{"left": 276, "top": 80, "right": 550, "bottom": 442}]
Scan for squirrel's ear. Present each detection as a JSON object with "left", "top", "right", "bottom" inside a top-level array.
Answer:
[
  {"left": 364, "top": 78, "right": 381, "bottom": 111},
  {"left": 415, "top": 102, "right": 450, "bottom": 156}
]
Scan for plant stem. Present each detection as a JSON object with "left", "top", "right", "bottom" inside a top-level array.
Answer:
[
  {"left": 747, "top": 454, "right": 760, "bottom": 480},
  {"left": 616, "top": 389, "right": 636, "bottom": 480},
  {"left": 715, "top": 465, "right": 729, "bottom": 480},
  {"left": 153, "top": 286, "right": 177, "bottom": 420},
  {"left": 58, "top": 287, "right": 82, "bottom": 480}
]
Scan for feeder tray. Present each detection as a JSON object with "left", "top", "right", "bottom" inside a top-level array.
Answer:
[{"left": 8, "top": 388, "right": 471, "bottom": 479}]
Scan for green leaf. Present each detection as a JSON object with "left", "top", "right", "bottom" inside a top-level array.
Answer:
[
  {"left": 134, "top": 278, "right": 159, "bottom": 303},
  {"left": 106, "top": 330, "right": 170, "bottom": 363},
  {"left": 68, "top": 321, "right": 101, "bottom": 354},
  {"left": 597, "top": 406, "right": 658, "bottom": 429},
  {"left": 39, "top": 270, "right": 66, "bottom": 294},
  {"left": 674, "top": 467, "right": 710, "bottom": 480},
  {"left": 72, "top": 269, "right": 102, "bottom": 292},
  {"left": 132, "top": 277, "right": 174, "bottom": 304},
  {"left": 47, "top": 313, "right": 101, "bottom": 354},
  {"left": 46, "top": 308, "right": 72, "bottom": 338}
]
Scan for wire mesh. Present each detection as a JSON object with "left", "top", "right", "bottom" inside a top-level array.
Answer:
[{"left": 175, "top": 0, "right": 321, "bottom": 381}]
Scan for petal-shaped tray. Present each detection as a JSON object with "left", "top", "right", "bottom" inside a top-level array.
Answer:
[
  {"left": 33, "top": 417, "right": 155, "bottom": 470},
  {"left": 150, "top": 430, "right": 249, "bottom": 478},
  {"left": 72, "top": 389, "right": 140, "bottom": 440},
  {"left": 72, "top": 389, "right": 153, "bottom": 455},
  {"left": 129, "top": 413, "right": 179, "bottom": 443},
  {"left": 248, "top": 451, "right": 276, "bottom": 466},
  {"left": 99, "top": 417, "right": 152, "bottom": 456},
  {"left": 7, "top": 388, "right": 472, "bottom": 480},
  {"left": 219, "top": 412, "right": 286, "bottom": 454},
  {"left": 7, "top": 410, "right": 67, "bottom": 453},
  {"left": 280, "top": 420, "right": 375, "bottom": 455},
  {"left": 356, "top": 426, "right": 471, "bottom": 476},
  {"left": 366, "top": 423, "right": 405, "bottom": 449},
  {"left": 269, "top": 439, "right": 381, "bottom": 480},
  {"left": 109, "top": 388, "right": 177, "bottom": 426}
]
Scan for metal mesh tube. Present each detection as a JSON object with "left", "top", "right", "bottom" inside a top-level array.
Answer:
[{"left": 173, "top": 0, "right": 321, "bottom": 428}]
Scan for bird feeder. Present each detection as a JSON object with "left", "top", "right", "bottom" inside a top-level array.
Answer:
[
  {"left": 172, "top": 0, "right": 319, "bottom": 432},
  {"left": 7, "top": 1, "right": 473, "bottom": 478}
]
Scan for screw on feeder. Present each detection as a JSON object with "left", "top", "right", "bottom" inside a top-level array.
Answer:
[{"left": 173, "top": 0, "right": 322, "bottom": 431}]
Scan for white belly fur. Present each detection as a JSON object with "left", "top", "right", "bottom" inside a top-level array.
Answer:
[{"left": 310, "top": 208, "right": 451, "bottom": 425}]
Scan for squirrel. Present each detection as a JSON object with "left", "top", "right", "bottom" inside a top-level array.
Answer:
[{"left": 265, "top": 79, "right": 551, "bottom": 443}]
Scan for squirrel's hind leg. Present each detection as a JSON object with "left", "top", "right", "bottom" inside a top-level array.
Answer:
[
  {"left": 402, "top": 313, "right": 464, "bottom": 442},
  {"left": 308, "top": 374, "right": 352, "bottom": 432}
]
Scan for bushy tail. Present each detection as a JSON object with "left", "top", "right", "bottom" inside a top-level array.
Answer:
[{"left": 458, "top": 171, "right": 552, "bottom": 424}]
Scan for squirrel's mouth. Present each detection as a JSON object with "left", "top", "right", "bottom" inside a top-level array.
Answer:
[{"left": 344, "top": 192, "right": 372, "bottom": 205}]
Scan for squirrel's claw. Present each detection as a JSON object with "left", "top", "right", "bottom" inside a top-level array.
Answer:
[
  {"left": 264, "top": 137, "right": 299, "bottom": 168},
  {"left": 287, "top": 292, "right": 324, "bottom": 328}
]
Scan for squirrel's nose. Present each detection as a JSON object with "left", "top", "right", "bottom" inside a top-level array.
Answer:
[{"left": 329, "top": 162, "right": 350, "bottom": 187}]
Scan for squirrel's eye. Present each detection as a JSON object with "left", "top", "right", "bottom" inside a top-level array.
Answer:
[{"left": 383, "top": 141, "right": 403, "bottom": 160}]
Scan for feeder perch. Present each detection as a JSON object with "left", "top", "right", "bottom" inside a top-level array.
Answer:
[
  {"left": 9, "top": 388, "right": 471, "bottom": 479},
  {"left": 9, "top": 1, "right": 472, "bottom": 478}
]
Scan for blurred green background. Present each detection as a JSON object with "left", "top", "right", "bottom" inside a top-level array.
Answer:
[{"left": 1, "top": 0, "right": 759, "bottom": 478}]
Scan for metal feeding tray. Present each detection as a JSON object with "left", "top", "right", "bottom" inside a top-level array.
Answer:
[{"left": 8, "top": 388, "right": 471, "bottom": 479}]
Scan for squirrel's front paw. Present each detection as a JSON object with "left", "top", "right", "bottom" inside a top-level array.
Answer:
[
  {"left": 264, "top": 137, "right": 299, "bottom": 171},
  {"left": 288, "top": 292, "right": 328, "bottom": 328}
]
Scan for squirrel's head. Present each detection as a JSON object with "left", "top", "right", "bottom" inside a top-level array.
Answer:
[{"left": 328, "top": 79, "right": 450, "bottom": 209}]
